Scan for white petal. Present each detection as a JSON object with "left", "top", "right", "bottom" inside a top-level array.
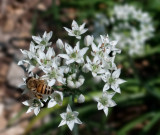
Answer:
[
  {"left": 64, "top": 27, "right": 72, "bottom": 33},
  {"left": 103, "top": 83, "right": 110, "bottom": 91},
  {"left": 37, "top": 49, "right": 45, "bottom": 59},
  {"left": 110, "top": 40, "right": 118, "bottom": 46},
  {"left": 72, "top": 20, "right": 79, "bottom": 30},
  {"left": 74, "top": 42, "right": 80, "bottom": 52},
  {"left": 108, "top": 100, "right": 117, "bottom": 107},
  {"left": 48, "top": 99, "right": 57, "bottom": 108},
  {"left": 92, "top": 72, "right": 97, "bottom": 77},
  {"left": 97, "top": 102, "right": 103, "bottom": 110},
  {"left": 22, "top": 101, "right": 30, "bottom": 106},
  {"left": 67, "top": 120, "right": 75, "bottom": 131},
  {"left": 112, "top": 69, "right": 121, "bottom": 78},
  {"left": 79, "top": 47, "right": 88, "bottom": 57},
  {"left": 60, "top": 113, "right": 67, "bottom": 119},
  {"left": 75, "top": 118, "right": 82, "bottom": 124},
  {"left": 66, "top": 59, "right": 75, "bottom": 65},
  {"left": 80, "top": 28, "right": 88, "bottom": 34},
  {"left": 117, "top": 79, "right": 126, "bottom": 84},
  {"left": 48, "top": 79, "right": 56, "bottom": 86},
  {"left": 32, "top": 36, "right": 41, "bottom": 44},
  {"left": 103, "top": 108, "right": 108, "bottom": 116},
  {"left": 65, "top": 43, "right": 73, "bottom": 54},
  {"left": 80, "top": 22, "right": 86, "bottom": 30},
  {"left": 91, "top": 43, "right": 99, "bottom": 52},
  {"left": 114, "top": 87, "right": 121, "bottom": 93},
  {"left": 46, "top": 47, "right": 55, "bottom": 59},
  {"left": 17, "top": 61, "right": 23, "bottom": 65},
  {"left": 67, "top": 104, "right": 72, "bottom": 112},
  {"left": 58, "top": 120, "right": 66, "bottom": 127},
  {"left": 26, "top": 107, "right": 33, "bottom": 113},
  {"left": 73, "top": 111, "right": 79, "bottom": 117},
  {"left": 29, "top": 42, "right": 35, "bottom": 53},
  {"left": 34, "top": 107, "right": 40, "bottom": 115},
  {"left": 58, "top": 54, "right": 70, "bottom": 60},
  {"left": 46, "top": 31, "right": 53, "bottom": 41}
]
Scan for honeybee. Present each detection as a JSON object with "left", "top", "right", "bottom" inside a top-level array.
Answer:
[{"left": 26, "top": 77, "right": 54, "bottom": 99}]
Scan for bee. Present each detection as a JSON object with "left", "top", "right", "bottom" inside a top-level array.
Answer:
[{"left": 26, "top": 77, "right": 54, "bottom": 99}]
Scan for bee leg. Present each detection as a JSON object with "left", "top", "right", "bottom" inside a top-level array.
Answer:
[{"left": 35, "top": 93, "right": 43, "bottom": 99}]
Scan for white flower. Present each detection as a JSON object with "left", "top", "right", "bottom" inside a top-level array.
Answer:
[
  {"left": 37, "top": 47, "right": 55, "bottom": 69},
  {"left": 59, "top": 42, "right": 88, "bottom": 65},
  {"left": 67, "top": 74, "right": 85, "bottom": 88},
  {"left": 58, "top": 105, "right": 82, "bottom": 130},
  {"left": 100, "top": 35, "right": 121, "bottom": 55},
  {"left": 83, "top": 55, "right": 105, "bottom": 77},
  {"left": 77, "top": 94, "right": 85, "bottom": 103},
  {"left": 42, "top": 65, "right": 66, "bottom": 86},
  {"left": 32, "top": 31, "right": 53, "bottom": 50},
  {"left": 56, "top": 39, "right": 64, "bottom": 49},
  {"left": 102, "top": 69, "right": 126, "bottom": 93},
  {"left": 18, "top": 42, "right": 38, "bottom": 72},
  {"left": 95, "top": 92, "right": 116, "bottom": 116},
  {"left": 22, "top": 99, "right": 43, "bottom": 115},
  {"left": 64, "top": 20, "right": 88, "bottom": 39},
  {"left": 48, "top": 91, "right": 63, "bottom": 108},
  {"left": 84, "top": 35, "right": 94, "bottom": 46}
]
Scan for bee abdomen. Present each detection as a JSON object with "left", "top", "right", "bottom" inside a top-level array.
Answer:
[{"left": 44, "top": 85, "right": 54, "bottom": 95}]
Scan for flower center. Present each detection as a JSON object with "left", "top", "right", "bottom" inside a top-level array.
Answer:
[
  {"left": 99, "top": 96, "right": 108, "bottom": 106},
  {"left": 32, "top": 99, "right": 41, "bottom": 107},
  {"left": 50, "top": 70, "right": 57, "bottom": 78},
  {"left": 108, "top": 77, "right": 115, "bottom": 84},
  {"left": 66, "top": 112, "right": 75, "bottom": 121},
  {"left": 71, "top": 52, "right": 77, "bottom": 58},
  {"left": 74, "top": 30, "right": 80, "bottom": 36},
  {"left": 40, "top": 40, "right": 46, "bottom": 45},
  {"left": 30, "top": 58, "right": 37, "bottom": 66}
]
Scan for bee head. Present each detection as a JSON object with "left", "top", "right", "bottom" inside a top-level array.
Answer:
[
  {"left": 26, "top": 77, "right": 37, "bottom": 90},
  {"left": 26, "top": 77, "right": 33, "bottom": 83}
]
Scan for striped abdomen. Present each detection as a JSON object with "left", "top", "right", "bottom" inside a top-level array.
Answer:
[{"left": 37, "top": 84, "right": 54, "bottom": 95}]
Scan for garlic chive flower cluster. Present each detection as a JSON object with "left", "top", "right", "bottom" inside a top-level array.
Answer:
[
  {"left": 94, "top": 4, "right": 154, "bottom": 56},
  {"left": 18, "top": 20, "right": 125, "bottom": 130}
]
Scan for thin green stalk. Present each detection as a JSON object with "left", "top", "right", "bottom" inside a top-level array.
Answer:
[{"left": 71, "top": 95, "right": 78, "bottom": 135}]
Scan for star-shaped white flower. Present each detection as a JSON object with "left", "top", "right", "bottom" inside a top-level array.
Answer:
[
  {"left": 82, "top": 55, "right": 105, "bottom": 77},
  {"left": 41, "top": 61, "right": 66, "bottom": 86},
  {"left": 95, "top": 92, "right": 116, "bottom": 116},
  {"left": 22, "top": 98, "right": 43, "bottom": 116},
  {"left": 64, "top": 20, "right": 88, "bottom": 39},
  {"left": 102, "top": 69, "right": 126, "bottom": 93},
  {"left": 59, "top": 42, "right": 88, "bottom": 65},
  {"left": 100, "top": 35, "right": 121, "bottom": 55},
  {"left": 48, "top": 91, "right": 63, "bottom": 108},
  {"left": 37, "top": 47, "right": 55, "bottom": 69},
  {"left": 18, "top": 42, "right": 38, "bottom": 72},
  {"left": 58, "top": 105, "right": 82, "bottom": 130},
  {"left": 32, "top": 31, "right": 53, "bottom": 50}
]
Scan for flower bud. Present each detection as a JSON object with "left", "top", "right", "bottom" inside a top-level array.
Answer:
[
  {"left": 56, "top": 39, "right": 64, "bottom": 49},
  {"left": 77, "top": 94, "right": 85, "bottom": 103},
  {"left": 84, "top": 35, "right": 94, "bottom": 46}
]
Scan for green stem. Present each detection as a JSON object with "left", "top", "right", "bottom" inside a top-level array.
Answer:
[{"left": 71, "top": 95, "right": 78, "bottom": 135}]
